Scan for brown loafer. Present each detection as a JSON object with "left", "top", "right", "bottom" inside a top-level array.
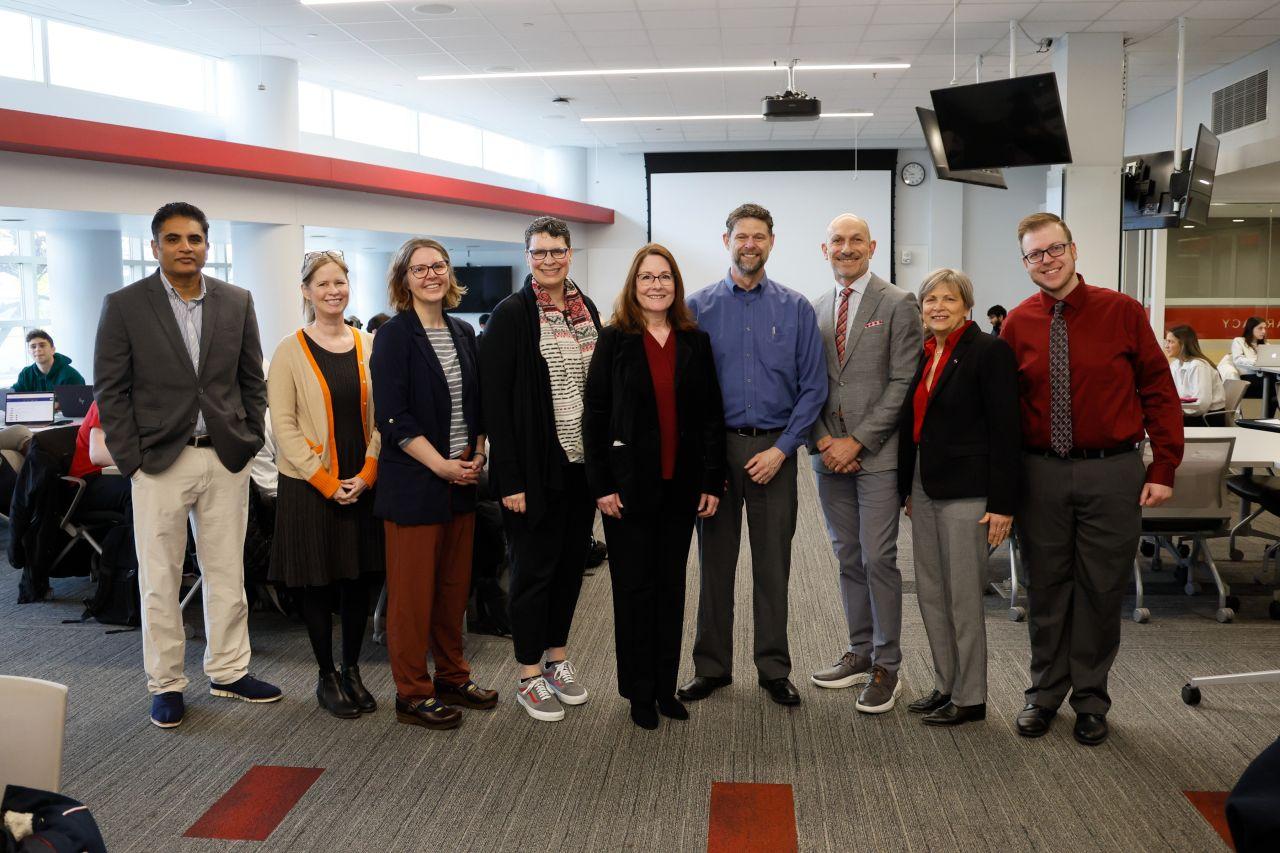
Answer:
[
  {"left": 395, "top": 696, "right": 462, "bottom": 730},
  {"left": 436, "top": 679, "right": 499, "bottom": 710}
]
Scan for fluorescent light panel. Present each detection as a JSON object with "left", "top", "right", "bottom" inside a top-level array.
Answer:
[
  {"left": 419, "top": 63, "right": 909, "bottom": 82},
  {"left": 300, "top": 1, "right": 387, "bottom": 5},
  {"left": 582, "top": 112, "right": 873, "bottom": 123}
]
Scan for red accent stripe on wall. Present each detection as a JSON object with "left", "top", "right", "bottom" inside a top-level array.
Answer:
[
  {"left": 0, "top": 108, "right": 614, "bottom": 225},
  {"left": 184, "top": 765, "right": 324, "bottom": 841},
  {"left": 708, "top": 782, "right": 798, "bottom": 853},
  {"left": 1183, "top": 790, "right": 1235, "bottom": 850},
  {"left": 1164, "top": 307, "right": 1276, "bottom": 336}
]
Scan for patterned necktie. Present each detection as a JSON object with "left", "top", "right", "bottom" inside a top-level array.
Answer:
[
  {"left": 835, "top": 285, "right": 854, "bottom": 365},
  {"left": 1049, "top": 300, "right": 1073, "bottom": 457}
]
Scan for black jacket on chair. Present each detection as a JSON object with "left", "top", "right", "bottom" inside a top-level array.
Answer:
[
  {"left": 897, "top": 323, "right": 1021, "bottom": 515},
  {"left": 583, "top": 325, "right": 726, "bottom": 515},
  {"left": 371, "top": 309, "right": 481, "bottom": 526}
]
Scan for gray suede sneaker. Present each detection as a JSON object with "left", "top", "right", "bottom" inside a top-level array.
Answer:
[
  {"left": 811, "top": 651, "right": 872, "bottom": 689},
  {"left": 855, "top": 666, "right": 901, "bottom": 714},
  {"left": 543, "top": 659, "right": 589, "bottom": 705},
  {"left": 516, "top": 676, "right": 565, "bottom": 722}
]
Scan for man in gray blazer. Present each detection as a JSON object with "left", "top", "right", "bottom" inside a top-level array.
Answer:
[
  {"left": 94, "top": 201, "right": 278, "bottom": 729},
  {"left": 810, "top": 213, "right": 922, "bottom": 714}
]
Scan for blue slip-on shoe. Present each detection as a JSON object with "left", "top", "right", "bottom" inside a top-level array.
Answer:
[
  {"left": 209, "top": 674, "right": 283, "bottom": 703},
  {"left": 150, "top": 691, "right": 185, "bottom": 728}
]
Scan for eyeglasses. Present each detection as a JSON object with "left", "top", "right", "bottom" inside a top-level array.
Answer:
[
  {"left": 637, "top": 273, "right": 674, "bottom": 285},
  {"left": 408, "top": 261, "right": 450, "bottom": 279},
  {"left": 528, "top": 248, "right": 569, "bottom": 261},
  {"left": 1021, "top": 242, "right": 1071, "bottom": 265},
  {"left": 303, "top": 249, "right": 344, "bottom": 263}
]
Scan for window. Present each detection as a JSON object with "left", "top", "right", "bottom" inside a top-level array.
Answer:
[
  {"left": 46, "top": 21, "right": 217, "bottom": 113},
  {"left": 122, "top": 236, "right": 232, "bottom": 285},
  {"left": 419, "top": 113, "right": 483, "bottom": 168},
  {"left": 483, "top": 130, "right": 538, "bottom": 178},
  {"left": 0, "top": 230, "right": 50, "bottom": 386},
  {"left": 333, "top": 90, "right": 417, "bottom": 154},
  {"left": 299, "top": 81, "right": 333, "bottom": 136},
  {"left": 0, "top": 10, "right": 42, "bottom": 83}
]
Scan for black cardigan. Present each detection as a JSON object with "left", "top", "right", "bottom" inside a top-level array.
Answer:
[
  {"left": 479, "top": 278, "right": 602, "bottom": 525},
  {"left": 583, "top": 325, "right": 726, "bottom": 515},
  {"left": 897, "top": 323, "right": 1021, "bottom": 515}
]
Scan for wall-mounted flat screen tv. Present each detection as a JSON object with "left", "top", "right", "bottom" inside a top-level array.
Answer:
[
  {"left": 453, "top": 266, "right": 513, "bottom": 312},
  {"left": 916, "top": 107, "right": 1007, "bottom": 189},
  {"left": 930, "top": 72, "right": 1073, "bottom": 170}
]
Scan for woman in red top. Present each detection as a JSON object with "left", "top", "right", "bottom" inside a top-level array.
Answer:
[
  {"left": 583, "top": 243, "right": 726, "bottom": 730},
  {"left": 896, "top": 268, "right": 1020, "bottom": 727}
]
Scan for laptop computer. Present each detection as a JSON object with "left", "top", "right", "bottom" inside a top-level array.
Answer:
[
  {"left": 54, "top": 384, "right": 94, "bottom": 418},
  {"left": 1256, "top": 348, "right": 1280, "bottom": 372},
  {"left": 4, "top": 392, "right": 56, "bottom": 426}
]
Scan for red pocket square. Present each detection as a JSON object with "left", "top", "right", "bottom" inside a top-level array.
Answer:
[{"left": 864, "top": 319, "right": 884, "bottom": 328}]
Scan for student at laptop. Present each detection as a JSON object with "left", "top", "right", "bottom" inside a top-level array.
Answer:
[{"left": 11, "top": 330, "right": 85, "bottom": 392}]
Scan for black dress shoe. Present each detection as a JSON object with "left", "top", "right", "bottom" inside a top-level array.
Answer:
[
  {"left": 316, "top": 670, "right": 360, "bottom": 719},
  {"left": 395, "top": 696, "right": 462, "bottom": 730},
  {"left": 1073, "top": 712, "right": 1108, "bottom": 746},
  {"left": 907, "top": 690, "right": 951, "bottom": 714},
  {"left": 922, "top": 702, "right": 986, "bottom": 727},
  {"left": 1015, "top": 703, "right": 1056, "bottom": 738},
  {"left": 657, "top": 695, "right": 689, "bottom": 720},
  {"left": 340, "top": 665, "right": 377, "bottom": 713},
  {"left": 630, "top": 700, "right": 659, "bottom": 730},
  {"left": 677, "top": 675, "right": 732, "bottom": 701},
  {"left": 759, "top": 677, "right": 801, "bottom": 706}
]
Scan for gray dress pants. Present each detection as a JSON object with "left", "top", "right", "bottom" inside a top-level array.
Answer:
[
  {"left": 910, "top": 460, "right": 989, "bottom": 706},
  {"left": 1017, "top": 451, "right": 1145, "bottom": 715},
  {"left": 692, "top": 431, "right": 797, "bottom": 681},
  {"left": 815, "top": 467, "right": 903, "bottom": 673}
]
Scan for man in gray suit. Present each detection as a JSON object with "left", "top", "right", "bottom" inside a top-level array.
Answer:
[
  {"left": 95, "top": 201, "right": 279, "bottom": 729},
  {"left": 810, "top": 213, "right": 922, "bottom": 714}
]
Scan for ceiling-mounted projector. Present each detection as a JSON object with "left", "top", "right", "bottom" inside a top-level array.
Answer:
[{"left": 763, "top": 90, "right": 821, "bottom": 121}]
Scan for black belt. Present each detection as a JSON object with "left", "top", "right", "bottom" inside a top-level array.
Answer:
[
  {"left": 727, "top": 426, "right": 783, "bottom": 438},
  {"left": 1025, "top": 444, "right": 1136, "bottom": 460},
  {"left": 187, "top": 434, "right": 214, "bottom": 448}
]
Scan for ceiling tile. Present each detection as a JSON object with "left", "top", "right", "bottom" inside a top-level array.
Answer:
[
  {"left": 563, "top": 11, "right": 646, "bottom": 31},
  {"left": 641, "top": 9, "right": 721, "bottom": 29},
  {"left": 340, "top": 21, "right": 419, "bottom": 41},
  {"left": 871, "top": 4, "right": 954, "bottom": 25},
  {"left": 718, "top": 8, "right": 798, "bottom": 28},
  {"left": 863, "top": 23, "right": 944, "bottom": 40},
  {"left": 1186, "top": 0, "right": 1277, "bottom": 18}
]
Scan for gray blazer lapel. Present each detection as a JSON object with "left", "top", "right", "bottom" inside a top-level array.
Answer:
[
  {"left": 144, "top": 275, "right": 198, "bottom": 380},
  {"left": 814, "top": 290, "right": 839, "bottom": 377},
  {"left": 197, "top": 278, "right": 220, "bottom": 380},
  {"left": 841, "top": 276, "right": 886, "bottom": 375}
]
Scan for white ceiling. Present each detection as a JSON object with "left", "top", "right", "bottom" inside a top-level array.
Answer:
[{"left": 8, "top": 0, "right": 1280, "bottom": 150}]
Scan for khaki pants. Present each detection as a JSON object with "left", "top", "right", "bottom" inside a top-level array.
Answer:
[{"left": 132, "top": 446, "right": 252, "bottom": 694}]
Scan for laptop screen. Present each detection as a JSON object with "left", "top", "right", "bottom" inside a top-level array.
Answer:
[{"left": 5, "top": 392, "right": 56, "bottom": 425}]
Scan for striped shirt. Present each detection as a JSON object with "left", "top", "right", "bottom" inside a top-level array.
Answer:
[
  {"left": 159, "top": 270, "right": 207, "bottom": 437},
  {"left": 424, "top": 327, "right": 468, "bottom": 459}
]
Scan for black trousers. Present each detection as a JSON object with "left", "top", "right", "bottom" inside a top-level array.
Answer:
[
  {"left": 504, "top": 463, "right": 595, "bottom": 665},
  {"left": 602, "top": 481, "right": 695, "bottom": 704}
]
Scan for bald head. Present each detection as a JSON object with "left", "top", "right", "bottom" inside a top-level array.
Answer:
[{"left": 823, "top": 213, "right": 876, "bottom": 285}]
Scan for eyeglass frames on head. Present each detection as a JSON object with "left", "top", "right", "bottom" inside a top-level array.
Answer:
[
  {"left": 1021, "top": 242, "right": 1071, "bottom": 265},
  {"left": 528, "top": 248, "right": 569, "bottom": 261},
  {"left": 408, "top": 261, "right": 450, "bottom": 279},
  {"left": 303, "top": 249, "right": 344, "bottom": 263}
]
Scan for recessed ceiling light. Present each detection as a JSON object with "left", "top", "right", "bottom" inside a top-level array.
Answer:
[
  {"left": 0, "top": 218, "right": 26, "bottom": 222},
  {"left": 581, "top": 112, "right": 872, "bottom": 123},
  {"left": 145, "top": 0, "right": 191, "bottom": 6},
  {"left": 419, "top": 61, "right": 909, "bottom": 82},
  {"left": 1183, "top": 225, "right": 1195, "bottom": 229},
  {"left": 413, "top": 3, "right": 456, "bottom": 14},
  {"left": 1233, "top": 219, "right": 1246, "bottom": 222},
  {"left": 306, "top": 33, "right": 319, "bottom": 39}
]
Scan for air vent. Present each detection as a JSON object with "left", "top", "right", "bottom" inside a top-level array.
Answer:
[{"left": 1212, "top": 69, "right": 1267, "bottom": 135}]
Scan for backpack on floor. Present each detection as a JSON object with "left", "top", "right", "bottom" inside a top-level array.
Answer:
[{"left": 80, "top": 524, "right": 140, "bottom": 629}]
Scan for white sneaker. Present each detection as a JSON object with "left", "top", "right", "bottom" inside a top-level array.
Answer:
[
  {"left": 516, "top": 675, "right": 565, "bottom": 722},
  {"left": 544, "top": 659, "right": 589, "bottom": 705}
]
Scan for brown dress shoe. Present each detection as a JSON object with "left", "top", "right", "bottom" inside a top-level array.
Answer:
[
  {"left": 436, "top": 679, "right": 499, "bottom": 710},
  {"left": 395, "top": 696, "right": 462, "bottom": 730}
]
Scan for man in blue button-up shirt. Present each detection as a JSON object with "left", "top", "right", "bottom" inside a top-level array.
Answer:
[{"left": 676, "top": 203, "right": 826, "bottom": 708}]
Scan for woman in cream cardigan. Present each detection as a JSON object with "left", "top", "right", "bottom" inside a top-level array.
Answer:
[{"left": 268, "top": 250, "right": 383, "bottom": 719}]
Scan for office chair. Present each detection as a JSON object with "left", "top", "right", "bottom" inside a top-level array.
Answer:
[
  {"left": 49, "top": 475, "right": 126, "bottom": 575},
  {"left": 1132, "top": 436, "right": 1238, "bottom": 624},
  {"left": 988, "top": 527, "right": 1027, "bottom": 622}
]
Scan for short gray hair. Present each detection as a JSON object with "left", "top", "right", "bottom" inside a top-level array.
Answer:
[{"left": 917, "top": 268, "right": 974, "bottom": 310}]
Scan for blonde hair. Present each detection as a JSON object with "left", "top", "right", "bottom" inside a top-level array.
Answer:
[
  {"left": 387, "top": 238, "right": 466, "bottom": 312},
  {"left": 917, "top": 267, "right": 975, "bottom": 310},
  {"left": 301, "top": 251, "right": 350, "bottom": 323},
  {"left": 1017, "top": 212, "right": 1073, "bottom": 247}
]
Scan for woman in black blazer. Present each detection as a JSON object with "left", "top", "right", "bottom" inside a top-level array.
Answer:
[
  {"left": 371, "top": 237, "right": 498, "bottom": 733},
  {"left": 583, "top": 243, "right": 726, "bottom": 730},
  {"left": 897, "top": 268, "right": 1020, "bottom": 727}
]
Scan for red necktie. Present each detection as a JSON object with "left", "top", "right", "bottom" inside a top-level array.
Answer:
[{"left": 835, "top": 286, "right": 853, "bottom": 365}]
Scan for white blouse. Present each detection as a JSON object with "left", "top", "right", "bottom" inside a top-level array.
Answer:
[
  {"left": 1170, "top": 357, "right": 1226, "bottom": 416},
  {"left": 1231, "top": 337, "right": 1259, "bottom": 376}
]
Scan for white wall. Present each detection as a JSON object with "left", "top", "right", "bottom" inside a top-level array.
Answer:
[{"left": 582, "top": 148, "right": 649, "bottom": 317}]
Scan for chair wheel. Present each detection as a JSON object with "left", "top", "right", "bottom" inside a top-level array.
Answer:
[
  {"left": 1182, "top": 684, "right": 1201, "bottom": 706},
  {"left": 1132, "top": 608, "right": 1150, "bottom": 624},
  {"left": 1226, "top": 595, "right": 1241, "bottom": 612},
  {"left": 1008, "top": 606, "right": 1026, "bottom": 622},
  {"left": 1177, "top": 543, "right": 1191, "bottom": 558},
  {"left": 1140, "top": 540, "right": 1155, "bottom": 557},
  {"left": 1230, "top": 548, "right": 1245, "bottom": 562},
  {"left": 1216, "top": 607, "right": 1235, "bottom": 623},
  {"left": 1269, "top": 600, "right": 1280, "bottom": 620}
]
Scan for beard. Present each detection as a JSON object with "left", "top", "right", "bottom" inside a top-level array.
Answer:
[{"left": 733, "top": 249, "right": 765, "bottom": 276}]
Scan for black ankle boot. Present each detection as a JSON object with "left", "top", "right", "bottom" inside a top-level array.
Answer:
[
  {"left": 630, "top": 700, "right": 659, "bottom": 730},
  {"left": 657, "top": 695, "right": 688, "bottom": 720},
  {"left": 341, "top": 664, "right": 377, "bottom": 713},
  {"left": 317, "top": 670, "right": 360, "bottom": 719}
]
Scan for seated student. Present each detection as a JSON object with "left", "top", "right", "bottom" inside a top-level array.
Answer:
[
  {"left": 1165, "top": 324, "right": 1226, "bottom": 425},
  {"left": 68, "top": 401, "right": 131, "bottom": 516},
  {"left": 366, "top": 313, "right": 390, "bottom": 335},
  {"left": 12, "top": 329, "right": 85, "bottom": 392}
]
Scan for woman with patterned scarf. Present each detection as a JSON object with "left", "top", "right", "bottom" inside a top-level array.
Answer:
[{"left": 479, "top": 216, "right": 603, "bottom": 722}]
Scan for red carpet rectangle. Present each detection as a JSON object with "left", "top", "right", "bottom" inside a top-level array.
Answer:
[
  {"left": 1183, "top": 790, "right": 1235, "bottom": 850},
  {"left": 185, "top": 765, "right": 324, "bottom": 841},
  {"left": 708, "top": 782, "right": 798, "bottom": 853}
]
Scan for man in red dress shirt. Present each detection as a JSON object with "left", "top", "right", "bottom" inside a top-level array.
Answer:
[{"left": 1001, "top": 212, "right": 1183, "bottom": 747}]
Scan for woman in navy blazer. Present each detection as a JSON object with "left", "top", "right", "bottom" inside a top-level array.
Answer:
[
  {"left": 584, "top": 243, "right": 726, "bottom": 730},
  {"left": 371, "top": 237, "right": 498, "bottom": 732}
]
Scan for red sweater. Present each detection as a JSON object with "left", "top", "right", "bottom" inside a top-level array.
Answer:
[
  {"left": 643, "top": 330, "right": 677, "bottom": 480},
  {"left": 913, "top": 321, "right": 973, "bottom": 444},
  {"left": 1000, "top": 276, "right": 1183, "bottom": 486},
  {"left": 69, "top": 402, "right": 103, "bottom": 479}
]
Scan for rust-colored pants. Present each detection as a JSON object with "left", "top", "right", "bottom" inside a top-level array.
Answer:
[{"left": 384, "top": 513, "right": 475, "bottom": 701}]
